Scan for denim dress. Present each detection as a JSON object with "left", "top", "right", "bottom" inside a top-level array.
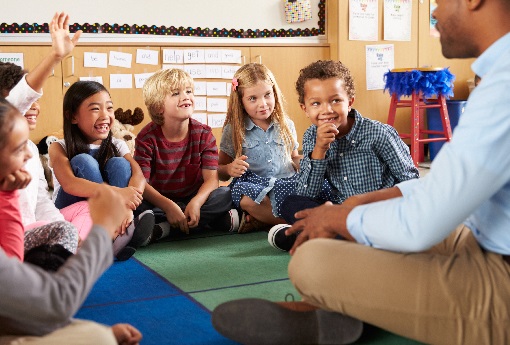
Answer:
[{"left": 220, "top": 118, "right": 299, "bottom": 217}]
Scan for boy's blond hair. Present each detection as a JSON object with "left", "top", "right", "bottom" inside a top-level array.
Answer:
[
  {"left": 143, "top": 68, "right": 194, "bottom": 126},
  {"left": 224, "top": 63, "right": 294, "bottom": 160}
]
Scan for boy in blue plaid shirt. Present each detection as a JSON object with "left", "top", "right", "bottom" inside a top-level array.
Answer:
[{"left": 268, "top": 60, "right": 419, "bottom": 251}]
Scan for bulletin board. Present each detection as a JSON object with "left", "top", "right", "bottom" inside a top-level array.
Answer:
[{"left": 0, "top": 0, "right": 325, "bottom": 39}]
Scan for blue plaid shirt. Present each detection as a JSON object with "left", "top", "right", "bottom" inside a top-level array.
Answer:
[{"left": 296, "top": 109, "right": 419, "bottom": 203}]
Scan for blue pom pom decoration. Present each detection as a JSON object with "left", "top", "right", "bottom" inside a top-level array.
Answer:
[{"left": 384, "top": 68, "right": 455, "bottom": 100}]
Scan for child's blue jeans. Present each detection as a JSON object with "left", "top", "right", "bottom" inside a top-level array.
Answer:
[{"left": 54, "top": 153, "right": 132, "bottom": 209}]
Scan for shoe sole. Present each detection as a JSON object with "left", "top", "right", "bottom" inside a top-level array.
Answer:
[
  {"left": 268, "top": 224, "right": 292, "bottom": 251},
  {"left": 212, "top": 298, "right": 363, "bottom": 345},
  {"left": 128, "top": 212, "right": 156, "bottom": 248},
  {"left": 115, "top": 246, "right": 136, "bottom": 261}
]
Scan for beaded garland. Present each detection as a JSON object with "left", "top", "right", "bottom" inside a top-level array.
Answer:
[{"left": 384, "top": 68, "right": 455, "bottom": 99}]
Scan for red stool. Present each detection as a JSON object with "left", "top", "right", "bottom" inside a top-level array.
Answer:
[{"left": 385, "top": 67, "right": 453, "bottom": 166}]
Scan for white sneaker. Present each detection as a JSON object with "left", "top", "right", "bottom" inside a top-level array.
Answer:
[{"left": 229, "top": 209, "right": 240, "bottom": 232}]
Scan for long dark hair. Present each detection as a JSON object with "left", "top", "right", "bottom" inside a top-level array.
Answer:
[{"left": 63, "top": 81, "right": 119, "bottom": 181}]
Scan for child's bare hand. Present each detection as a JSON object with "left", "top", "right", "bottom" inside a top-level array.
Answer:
[
  {"left": 89, "top": 185, "right": 131, "bottom": 238},
  {"left": 312, "top": 123, "right": 339, "bottom": 159},
  {"left": 0, "top": 169, "right": 32, "bottom": 191},
  {"left": 164, "top": 201, "right": 189, "bottom": 234},
  {"left": 112, "top": 323, "right": 142, "bottom": 345},
  {"left": 227, "top": 155, "right": 249, "bottom": 177},
  {"left": 117, "top": 186, "right": 143, "bottom": 210},
  {"left": 49, "top": 12, "right": 82, "bottom": 60},
  {"left": 185, "top": 200, "right": 201, "bottom": 229}
]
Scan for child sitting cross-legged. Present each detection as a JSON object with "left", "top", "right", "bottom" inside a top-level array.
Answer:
[
  {"left": 268, "top": 60, "right": 420, "bottom": 252},
  {"left": 134, "top": 68, "right": 238, "bottom": 243}
]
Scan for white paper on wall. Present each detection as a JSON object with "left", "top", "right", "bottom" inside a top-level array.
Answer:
[
  {"left": 205, "top": 50, "right": 222, "bottom": 63},
  {"left": 207, "top": 98, "right": 228, "bottom": 112},
  {"left": 206, "top": 65, "right": 223, "bottom": 79},
  {"left": 221, "top": 50, "right": 242, "bottom": 64},
  {"left": 194, "top": 81, "right": 207, "bottom": 96},
  {"left": 163, "top": 49, "right": 184, "bottom": 64},
  {"left": 349, "top": 0, "right": 379, "bottom": 41},
  {"left": 192, "top": 112, "right": 207, "bottom": 124},
  {"left": 184, "top": 49, "right": 205, "bottom": 63},
  {"left": 184, "top": 65, "right": 207, "bottom": 79},
  {"left": 79, "top": 76, "right": 104, "bottom": 84},
  {"left": 206, "top": 82, "right": 227, "bottom": 96},
  {"left": 110, "top": 74, "right": 133, "bottom": 88},
  {"left": 222, "top": 65, "right": 240, "bottom": 79},
  {"left": 365, "top": 44, "right": 394, "bottom": 90},
  {"left": 0, "top": 53, "right": 24, "bottom": 68},
  {"left": 109, "top": 51, "right": 132, "bottom": 68},
  {"left": 136, "top": 49, "right": 159, "bottom": 65},
  {"left": 207, "top": 113, "right": 227, "bottom": 128},
  {"left": 84, "top": 52, "right": 108, "bottom": 68},
  {"left": 194, "top": 96, "right": 207, "bottom": 111},
  {"left": 134, "top": 72, "right": 155, "bottom": 89},
  {"left": 384, "top": 0, "right": 412, "bottom": 41}
]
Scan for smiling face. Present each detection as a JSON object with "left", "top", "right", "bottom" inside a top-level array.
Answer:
[
  {"left": 0, "top": 115, "right": 32, "bottom": 181},
  {"left": 300, "top": 77, "right": 354, "bottom": 136},
  {"left": 71, "top": 91, "right": 114, "bottom": 145},
  {"left": 24, "top": 101, "right": 40, "bottom": 131},
  {"left": 161, "top": 84, "right": 194, "bottom": 124},
  {"left": 241, "top": 80, "right": 275, "bottom": 129}
]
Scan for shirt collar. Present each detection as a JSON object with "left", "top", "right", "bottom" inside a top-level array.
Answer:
[
  {"left": 472, "top": 32, "right": 510, "bottom": 78},
  {"left": 244, "top": 116, "right": 274, "bottom": 131},
  {"left": 342, "top": 108, "right": 363, "bottom": 142}
]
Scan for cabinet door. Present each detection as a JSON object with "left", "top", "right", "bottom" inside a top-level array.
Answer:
[
  {"left": 62, "top": 46, "right": 162, "bottom": 135},
  {"left": 0, "top": 45, "right": 63, "bottom": 144},
  {"left": 249, "top": 46, "right": 330, "bottom": 144}
]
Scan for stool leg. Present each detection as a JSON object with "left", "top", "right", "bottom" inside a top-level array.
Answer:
[
  {"left": 387, "top": 93, "right": 398, "bottom": 126},
  {"left": 438, "top": 95, "right": 452, "bottom": 141},
  {"left": 410, "top": 92, "right": 421, "bottom": 166}
]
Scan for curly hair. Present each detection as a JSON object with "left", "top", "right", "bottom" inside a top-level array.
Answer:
[
  {"left": 225, "top": 63, "right": 294, "bottom": 161},
  {"left": 295, "top": 60, "right": 356, "bottom": 104},
  {"left": 143, "top": 68, "right": 194, "bottom": 126},
  {"left": 0, "top": 62, "right": 26, "bottom": 97}
]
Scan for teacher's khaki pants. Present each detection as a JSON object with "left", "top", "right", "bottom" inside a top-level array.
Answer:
[
  {"left": 289, "top": 225, "right": 510, "bottom": 345},
  {"left": 0, "top": 320, "right": 116, "bottom": 345}
]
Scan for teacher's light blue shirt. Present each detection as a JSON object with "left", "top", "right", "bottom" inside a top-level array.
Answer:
[{"left": 348, "top": 32, "right": 510, "bottom": 254}]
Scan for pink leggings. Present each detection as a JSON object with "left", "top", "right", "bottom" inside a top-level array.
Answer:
[{"left": 59, "top": 201, "right": 93, "bottom": 240}]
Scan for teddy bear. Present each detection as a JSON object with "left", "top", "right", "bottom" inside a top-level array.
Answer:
[{"left": 111, "top": 107, "right": 145, "bottom": 155}]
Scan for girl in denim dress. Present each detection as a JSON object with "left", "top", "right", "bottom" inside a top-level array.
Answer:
[{"left": 218, "top": 63, "right": 301, "bottom": 233}]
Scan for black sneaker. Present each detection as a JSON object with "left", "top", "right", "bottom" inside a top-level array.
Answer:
[
  {"left": 116, "top": 210, "right": 155, "bottom": 261},
  {"left": 268, "top": 224, "right": 296, "bottom": 252}
]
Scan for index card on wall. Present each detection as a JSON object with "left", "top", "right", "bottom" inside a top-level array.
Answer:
[
  {"left": 109, "top": 51, "right": 132, "bottom": 68},
  {"left": 194, "top": 97, "right": 207, "bottom": 111},
  {"left": 194, "top": 81, "right": 207, "bottom": 96},
  {"left": 205, "top": 50, "right": 222, "bottom": 63},
  {"left": 349, "top": 0, "right": 379, "bottom": 41},
  {"left": 206, "top": 65, "right": 223, "bottom": 79},
  {"left": 208, "top": 113, "right": 227, "bottom": 128},
  {"left": 134, "top": 72, "right": 155, "bottom": 89},
  {"left": 163, "top": 49, "right": 184, "bottom": 64},
  {"left": 110, "top": 74, "right": 133, "bottom": 89},
  {"left": 184, "top": 49, "right": 205, "bottom": 63},
  {"left": 163, "top": 64, "right": 184, "bottom": 71},
  {"left": 207, "top": 98, "right": 228, "bottom": 112},
  {"left": 84, "top": 52, "right": 108, "bottom": 68},
  {"left": 184, "top": 65, "right": 206, "bottom": 79},
  {"left": 384, "top": 0, "right": 412, "bottom": 41},
  {"left": 222, "top": 65, "right": 240, "bottom": 80},
  {"left": 0, "top": 53, "right": 24, "bottom": 68},
  {"left": 207, "top": 82, "right": 227, "bottom": 96},
  {"left": 221, "top": 50, "right": 242, "bottom": 64},
  {"left": 366, "top": 44, "right": 394, "bottom": 90},
  {"left": 192, "top": 112, "right": 207, "bottom": 125},
  {"left": 136, "top": 49, "right": 159, "bottom": 65},
  {"left": 80, "top": 76, "right": 104, "bottom": 84}
]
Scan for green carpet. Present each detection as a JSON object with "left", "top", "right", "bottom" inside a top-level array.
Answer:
[{"left": 134, "top": 231, "right": 423, "bottom": 345}]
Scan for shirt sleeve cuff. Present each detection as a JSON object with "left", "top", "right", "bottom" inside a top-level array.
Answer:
[
  {"left": 395, "top": 178, "right": 421, "bottom": 197},
  {"left": 346, "top": 204, "right": 373, "bottom": 246}
]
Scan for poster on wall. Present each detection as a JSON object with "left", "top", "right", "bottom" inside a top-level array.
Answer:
[
  {"left": 349, "top": 0, "right": 379, "bottom": 41},
  {"left": 383, "top": 0, "right": 412, "bottom": 41},
  {"left": 430, "top": 0, "right": 440, "bottom": 37},
  {"left": 0, "top": 53, "right": 24, "bottom": 68},
  {"left": 365, "top": 44, "right": 394, "bottom": 90}
]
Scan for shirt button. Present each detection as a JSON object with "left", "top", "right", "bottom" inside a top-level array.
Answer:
[
  {"left": 268, "top": 159, "right": 272, "bottom": 163},
  {"left": 344, "top": 176, "right": 348, "bottom": 181},
  {"left": 352, "top": 140, "right": 356, "bottom": 144},
  {"left": 304, "top": 184, "right": 308, "bottom": 188},
  {"left": 340, "top": 153, "right": 344, "bottom": 157},
  {"left": 265, "top": 141, "right": 269, "bottom": 144}
]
